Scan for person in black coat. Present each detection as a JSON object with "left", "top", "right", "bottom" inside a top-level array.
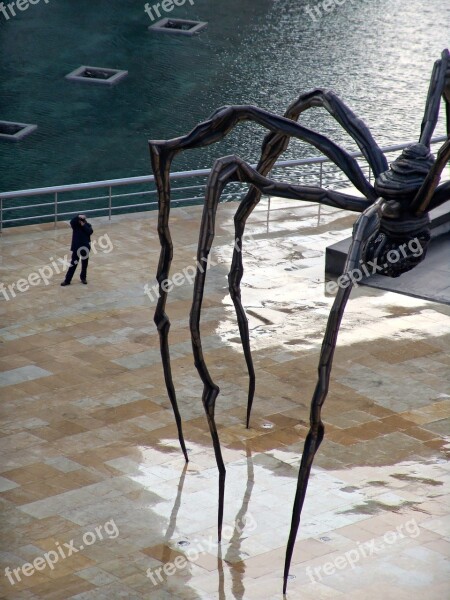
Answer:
[{"left": 61, "top": 214, "right": 93, "bottom": 286}]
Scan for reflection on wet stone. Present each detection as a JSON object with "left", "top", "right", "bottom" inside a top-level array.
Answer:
[{"left": 0, "top": 192, "right": 449, "bottom": 598}]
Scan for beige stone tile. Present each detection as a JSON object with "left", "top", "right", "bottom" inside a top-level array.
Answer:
[{"left": 1, "top": 205, "right": 449, "bottom": 599}]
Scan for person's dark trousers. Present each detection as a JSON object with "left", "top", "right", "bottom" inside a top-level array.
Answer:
[{"left": 64, "top": 250, "right": 89, "bottom": 283}]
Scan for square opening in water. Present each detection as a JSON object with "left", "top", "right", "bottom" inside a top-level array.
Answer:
[
  {"left": 149, "top": 18, "right": 208, "bottom": 36},
  {"left": 0, "top": 121, "right": 37, "bottom": 142},
  {"left": 65, "top": 66, "right": 128, "bottom": 86}
]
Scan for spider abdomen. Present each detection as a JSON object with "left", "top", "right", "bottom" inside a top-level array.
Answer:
[{"left": 362, "top": 213, "right": 431, "bottom": 278}]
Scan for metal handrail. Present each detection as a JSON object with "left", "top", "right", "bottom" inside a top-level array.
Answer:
[{"left": 0, "top": 135, "right": 446, "bottom": 230}]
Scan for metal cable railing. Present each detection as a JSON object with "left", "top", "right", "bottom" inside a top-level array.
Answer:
[{"left": 0, "top": 135, "right": 447, "bottom": 231}]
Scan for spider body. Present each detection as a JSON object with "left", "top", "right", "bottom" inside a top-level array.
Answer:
[
  {"left": 364, "top": 143, "right": 441, "bottom": 276},
  {"left": 374, "top": 143, "right": 435, "bottom": 201},
  {"left": 361, "top": 206, "right": 431, "bottom": 277},
  {"left": 361, "top": 214, "right": 431, "bottom": 277},
  {"left": 148, "top": 49, "right": 450, "bottom": 594}
]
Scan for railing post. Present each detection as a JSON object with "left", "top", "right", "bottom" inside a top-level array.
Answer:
[
  {"left": 109, "top": 186, "right": 112, "bottom": 220},
  {"left": 0, "top": 197, "right": 3, "bottom": 234},
  {"left": 54, "top": 192, "right": 58, "bottom": 228}
]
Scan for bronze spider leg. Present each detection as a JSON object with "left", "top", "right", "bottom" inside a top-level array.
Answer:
[
  {"left": 412, "top": 137, "right": 450, "bottom": 214},
  {"left": 190, "top": 155, "right": 370, "bottom": 540},
  {"left": 151, "top": 145, "right": 189, "bottom": 462},
  {"left": 149, "top": 105, "right": 376, "bottom": 460},
  {"left": 429, "top": 179, "right": 450, "bottom": 211},
  {"left": 228, "top": 90, "right": 386, "bottom": 427},
  {"left": 283, "top": 197, "right": 384, "bottom": 594},
  {"left": 420, "top": 49, "right": 450, "bottom": 146},
  {"left": 283, "top": 89, "right": 388, "bottom": 176}
]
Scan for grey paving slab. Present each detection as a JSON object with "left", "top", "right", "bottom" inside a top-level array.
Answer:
[{"left": 0, "top": 365, "right": 53, "bottom": 388}]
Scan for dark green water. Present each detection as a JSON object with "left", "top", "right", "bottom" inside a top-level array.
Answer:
[{"left": 0, "top": 0, "right": 449, "bottom": 195}]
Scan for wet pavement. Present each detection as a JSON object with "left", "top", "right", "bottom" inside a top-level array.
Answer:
[{"left": 0, "top": 198, "right": 449, "bottom": 599}]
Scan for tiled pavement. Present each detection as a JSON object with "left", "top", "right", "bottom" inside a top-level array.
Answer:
[{"left": 0, "top": 199, "right": 449, "bottom": 599}]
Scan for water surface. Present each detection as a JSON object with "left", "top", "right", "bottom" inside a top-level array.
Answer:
[{"left": 0, "top": 0, "right": 448, "bottom": 193}]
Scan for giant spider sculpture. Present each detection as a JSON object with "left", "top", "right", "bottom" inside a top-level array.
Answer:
[{"left": 149, "top": 49, "right": 450, "bottom": 594}]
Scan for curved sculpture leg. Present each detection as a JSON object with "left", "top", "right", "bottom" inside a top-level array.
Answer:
[
  {"left": 151, "top": 105, "right": 376, "bottom": 199},
  {"left": 227, "top": 125, "right": 298, "bottom": 428},
  {"left": 429, "top": 179, "right": 450, "bottom": 210},
  {"left": 228, "top": 154, "right": 371, "bottom": 425},
  {"left": 283, "top": 199, "right": 383, "bottom": 595},
  {"left": 420, "top": 49, "right": 450, "bottom": 146},
  {"left": 150, "top": 145, "right": 189, "bottom": 462},
  {"left": 284, "top": 89, "right": 388, "bottom": 176},
  {"left": 228, "top": 206, "right": 256, "bottom": 429},
  {"left": 228, "top": 153, "right": 371, "bottom": 436},
  {"left": 149, "top": 102, "right": 376, "bottom": 452},
  {"left": 226, "top": 87, "right": 383, "bottom": 427},
  {"left": 189, "top": 155, "right": 370, "bottom": 541},
  {"left": 189, "top": 159, "right": 239, "bottom": 541},
  {"left": 412, "top": 137, "right": 450, "bottom": 214}
]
